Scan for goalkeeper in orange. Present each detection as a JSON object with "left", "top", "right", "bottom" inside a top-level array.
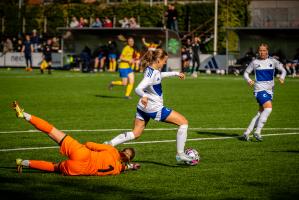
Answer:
[
  {"left": 12, "top": 101, "right": 140, "bottom": 176},
  {"left": 108, "top": 37, "right": 135, "bottom": 99}
]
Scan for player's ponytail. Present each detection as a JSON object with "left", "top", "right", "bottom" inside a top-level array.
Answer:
[{"left": 141, "top": 48, "right": 168, "bottom": 68}]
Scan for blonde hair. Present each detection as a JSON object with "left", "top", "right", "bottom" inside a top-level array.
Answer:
[{"left": 141, "top": 48, "right": 168, "bottom": 68}]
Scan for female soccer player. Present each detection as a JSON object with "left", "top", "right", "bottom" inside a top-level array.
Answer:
[
  {"left": 242, "top": 43, "right": 286, "bottom": 141},
  {"left": 105, "top": 48, "right": 197, "bottom": 164},
  {"left": 12, "top": 101, "right": 139, "bottom": 176},
  {"left": 109, "top": 37, "right": 135, "bottom": 99}
]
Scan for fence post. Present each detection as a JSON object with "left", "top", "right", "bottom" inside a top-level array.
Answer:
[
  {"left": 44, "top": 17, "right": 47, "bottom": 33},
  {"left": 22, "top": 17, "right": 26, "bottom": 33},
  {"left": 113, "top": 15, "right": 116, "bottom": 27},
  {"left": 1, "top": 17, "right": 4, "bottom": 34}
]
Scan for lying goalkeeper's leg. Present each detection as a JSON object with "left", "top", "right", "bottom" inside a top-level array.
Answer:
[
  {"left": 12, "top": 101, "right": 66, "bottom": 144},
  {"left": 16, "top": 158, "right": 60, "bottom": 174}
]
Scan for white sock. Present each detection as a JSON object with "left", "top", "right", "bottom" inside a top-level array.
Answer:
[
  {"left": 110, "top": 132, "right": 135, "bottom": 146},
  {"left": 21, "top": 160, "right": 30, "bottom": 167},
  {"left": 177, "top": 124, "right": 188, "bottom": 154},
  {"left": 23, "top": 112, "right": 31, "bottom": 121},
  {"left": 255, "top": 108, "right": 272, "bottom": 135},
  {"left": 244, "top": 112, "right": 261, "bottom": 136}
]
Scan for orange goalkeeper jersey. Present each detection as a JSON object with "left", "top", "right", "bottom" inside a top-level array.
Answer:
[{"left": 59, "top": 136, "right": 124, "bottom": 176}]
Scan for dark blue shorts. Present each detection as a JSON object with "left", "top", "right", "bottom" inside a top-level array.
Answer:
[
  {"left": 136, "top": 107, "right": 172, "bottom": 122},
  {"left": 255, "top": 91, "right": 273, "bottom": 106}
]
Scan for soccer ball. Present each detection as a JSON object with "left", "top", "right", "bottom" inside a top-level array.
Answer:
[{"left": 184, "top": 148, "right": 200, "bottom": 166}]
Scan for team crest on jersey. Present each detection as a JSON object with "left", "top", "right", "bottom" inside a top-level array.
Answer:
[{"left": 269, "top": 64, "right": 272, "bottom": 67}]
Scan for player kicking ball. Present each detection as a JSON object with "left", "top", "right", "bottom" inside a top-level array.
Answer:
[
  {"left": 242, "top": 43, "right": 286, "bottom": 141},
  {"left": 12, "top": 101, "right": 140, "bottom": 176},
  {"left": 104, "top": 48, "right": 198, "bottom": 165}
]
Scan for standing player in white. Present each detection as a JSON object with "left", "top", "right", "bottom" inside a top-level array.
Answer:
[
  {"left": 243, "top": 43, "right": 286, "bottom": 141},
  {"left": 105, "top": 48, "right": 198, "bottom": 164}
]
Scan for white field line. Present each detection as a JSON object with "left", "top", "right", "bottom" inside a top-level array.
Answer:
[
  {"left": 0, "top": 132, "right": 298, "bottom": 152},
  {"left": 1, "top": 127, "right": 299, "bottom": 134}
]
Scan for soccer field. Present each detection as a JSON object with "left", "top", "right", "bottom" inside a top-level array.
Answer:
[{"left": 0, "top": 69, "right": 299, "bottom": 199}]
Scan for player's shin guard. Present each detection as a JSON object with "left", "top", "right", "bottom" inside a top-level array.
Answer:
[
  {"left": 29, "top": 160, "right": 55, "bottom": 172},
  {"left": 177, "top": 124, "right": 188, "bottom": 154},
  {"left": 125, "top": 83, "right": 133, "bottom": 97},
  {"left": 29, "top": 115, "right": 54, "bottom": 134},
  {"left": 110, "top": 132, "right": 135, "bottom": 146},
  {"left": 255, "top": 108, "right": 272, "bottom": 135},
  {"left": 244, "top": 112, "right": 261, "bottom": 136}
]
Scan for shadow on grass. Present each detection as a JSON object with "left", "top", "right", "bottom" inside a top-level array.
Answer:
[
  {"left": 270, "top": 150, "right": 299, "bottom": 154},
  {"left": 137, "top": 160, "right": 190, "bottom": 168},
  {"left": 0, "top": 174, "right": 197, "bottom": 200},
  {"left": 195, "top": 131, "right": 240, "bottom": 137},
  {"left": 95, "top": 94, "right": 124, "bottom": 99},
  {"left": 0, "top": 166, "right": 56, "bottom": 174}
]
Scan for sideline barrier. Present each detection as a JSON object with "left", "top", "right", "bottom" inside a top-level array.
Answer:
[
  {"left": 0, "top": 53, "right": 62, "bottom": 68},
  {"left": 0, "top": 52, "right": 229, "bottom": 72}
]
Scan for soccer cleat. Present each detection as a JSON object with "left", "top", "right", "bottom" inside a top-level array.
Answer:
[
  {"left": 176, "top": 153, "right": 195, "bottom": 163},
  {"left": 16, "top": 158, "right": 23, "bottom": 173},
  {"left": 12, "top": 101, "right": 24, "bottom": 118},
  {"left": 242, "top": 134, "right": 250, "bottom": 141},
  {"left": 253, "top": 133, "right": 263, "bottom": 141}
]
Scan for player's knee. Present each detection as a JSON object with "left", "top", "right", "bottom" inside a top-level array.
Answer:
[
  {"left": 181, "top": 117, "right": 188, "bottom": 125},
  {"left": 133, "top": 131, "right": 141, "bottom": 139}
]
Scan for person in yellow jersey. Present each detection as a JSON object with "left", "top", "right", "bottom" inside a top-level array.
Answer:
[{"left": 109, "top": 37, "right": 135, "bottom": 99}]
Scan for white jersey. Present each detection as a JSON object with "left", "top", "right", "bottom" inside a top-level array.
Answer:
[
  {"left": 135, "top": 67, "right": 179, "bottom": 113},
  {"left": 244, "top": 57, "right": 286, "bottom": 95}
]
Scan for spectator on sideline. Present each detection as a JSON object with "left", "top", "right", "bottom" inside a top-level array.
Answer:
[
  {"left": 119, "top": 17, "right": 130, "bottom": 28},
  {"left": 3, "top": 37, "right": 13, "bottom": 54},
  {"left": 80, "top": 46, "right": 92, "bottom": 73},
  {"left": 51, "top": 36, "right": 60, "bottom": 53},
  {"left": 103, "top": 16, "right": 113, "bottom": 28},
  {"left": 141, "top": 37, "right": 161, "bottom": 51},
  {"left": 129, "top": 17, "right": 140, "bottom": 28},
  {"left": 181, "top": 46, "right": 191, "bottom": 73},
  {"left": 93, "top": 44, "right": 107, "bottom": 72},
  {"left": 31, "top": 29, "right": 41, "bottom": 52},
  {"left": 91, "top": 17, "right": 102, "bottom": 28},
  {"left": 165, "top": 4, "right": 178, "bottom": 32},
  {"left": 41, "top": 38, "right": 53, "bottom": 74},
  {"left": 285, "top": 48, "right": 299, "bottom": 77},
  {"left": 107, "top": 40, "right": 118, "bottom": 72},
  {"left": 190, "top": 36, "right": 201, "bottom": 78},
  {"left": 21, "top": 34, "right": 34, "bottom": 71},
  {"left": 70, "top": 16, "right": 79, "bottom": 28},
  {"left": 15, "top": 38, "right": 23, "bottom": 52},
  {"left": 79, "top": 17, "right": 89, "bottom": 27}
]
